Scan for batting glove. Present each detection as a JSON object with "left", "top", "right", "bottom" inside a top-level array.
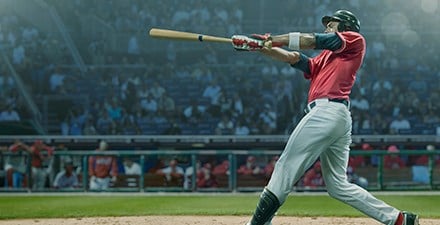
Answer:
[
  {"left": 251, "top": 33, "right": 283, "bottom": 48},
  {"left": 231, "top": 35, "right": 267, "bottom": 51}
]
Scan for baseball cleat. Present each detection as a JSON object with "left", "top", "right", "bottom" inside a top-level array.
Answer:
[{"left": 402, "top": 211, "right": 419, "bottom": 225}]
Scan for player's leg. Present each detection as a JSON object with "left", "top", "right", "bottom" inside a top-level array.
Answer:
[
  {"left": 31, "top": 167, "right": 38, "bottom": 189},
  {"left": 12, "top": 171, "right": 23, "bottom": 188},
  {"left": 89, "top": 177, "right": 99, "bottom": 190},
  {"left": 101, "top": 177, "right": 111, "bottom": 190},
  {"left": 37, "top": 168, "right": 47, "bottom": 189},
  {"left": 5, "top": 168, "right": 13, "bottom": 188},
  {"left": 247, "top": 108, "right": 338, "bottom": 225},
  {"left": 320, "top": 136, "right": 401, "bottom": 224}
]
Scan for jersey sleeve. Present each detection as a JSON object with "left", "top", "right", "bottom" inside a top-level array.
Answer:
[
  {"left": 333, "top": 31, "right": 365, "bottom": 55},
  {"left": 304, "top": 31, "right": 365, "bottom": 80}
]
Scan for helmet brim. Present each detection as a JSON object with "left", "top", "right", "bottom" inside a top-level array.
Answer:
[{"left": 321, "top": 15, "right": 341, "bottom": 28}]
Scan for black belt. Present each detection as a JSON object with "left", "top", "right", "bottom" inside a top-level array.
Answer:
[{"left": 305, "top": 98, "right": 349, "bottom": 114}]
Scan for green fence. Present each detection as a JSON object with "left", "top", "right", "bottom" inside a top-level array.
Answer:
[{"left": 1, "top": 149, "right": 439, "bottom": 192}]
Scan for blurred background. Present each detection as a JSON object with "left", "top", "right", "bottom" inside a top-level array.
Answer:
[
  {"left": 0, "top": 0, "right": 439, "bottom": 192},
  {"left": 0, "top": 0, "right": 438, "bottom": 136}
]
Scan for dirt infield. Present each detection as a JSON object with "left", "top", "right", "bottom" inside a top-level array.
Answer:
[{"left": 0, "top": 216, "right": 439, "bottom": 225}]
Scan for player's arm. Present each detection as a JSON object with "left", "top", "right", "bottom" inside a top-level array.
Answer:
[
  {"left": 259, "top": 48, "right": 311, "bottom": 74},
  {"left": 259, "top": 47, "right": 300, "bottom": 64},
  {"left": 232, "top": 32, "right": 342, "bottom": 51},
  {"left": 270, "top": 32, "right": 342, "bottom": 51},
  {"left": 88, "top": 156, "right": 96, "bottom": 177}
]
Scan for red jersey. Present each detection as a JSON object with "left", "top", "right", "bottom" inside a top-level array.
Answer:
[
  {"left": 30, "top": 144, "right": 54, "bottom": 168},
  {"left": 305, "top": 31, "right": 366, "bottom": 102},
  {"left": 88, "top": 155, "right": 118, "bottom": 178}
]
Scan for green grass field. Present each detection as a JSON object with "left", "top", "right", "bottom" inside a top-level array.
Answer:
[{"left": 0, "top": 194, "right": 439, "bottom": 220}]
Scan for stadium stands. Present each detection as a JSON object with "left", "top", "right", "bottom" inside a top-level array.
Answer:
[{"left": 0, "top": 0, "right": 439, "bottom": 136}]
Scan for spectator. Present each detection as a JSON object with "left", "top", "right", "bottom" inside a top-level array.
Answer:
[
  {"left": 49, "top": 67, "right": 65, "bottom": 92},
  {"left": 384, "top": 145, "right": 406, "bottom": 169},
  {"left": 137, "top": 83, "right": 151, "bottom": 99},
  {"left": 3, "top": 140, "right": 30, "bottom": 188},
  {"left": 234, "top": 118, "right": 250, "bottom": 135},
  {"left": 140, "top": 94, "right": 158, "bottom": 114},
  {"left": 389, "top": 113, "right": 411, "bottom": 134},
  {"left": 215, "top": 114, "right": 234, "bottom": 135},
  {"left": 414, "top": 144, "right": 436, "bottom": 166},
  {"left": 147, "top": 158, "right": 166, "bottom": 174},
  {"left": 156, "top": 158, "right": 184, "bottom": 186},
  {"left": 183, "top": 160, "right": 201, "bottom": 190},
  {"left": 423, "top": 109, "right": 440, "bottom": 124},
  {"left": 212, "top": 159, "right": 230, "bottom": 176},
  {"left": 231, "top": 92, "right": 244, "bottom": 116},
  {"left": 218, "top": 91, "right": 233, "bottom": 114},
  {"left": 106, "top": 100, "right": 123, "bottom": 121},
  {"left": 197, "top": 162, "right": 218, "bottom": 188},
  {"left": 264, "top": 156, "right": 279, "bottom": 179},
  {"left": 83, "top": 119, "right": 98, "bottom": 135},
  {"left": 237, "top": 156, "right": 263, "bottom": 175},
  {"left": 350, "top": 92, "right": 370, "bottom": 111},
  {"left": 127, "top": 32, "right": 140, "bottom": 55},
  {"left": 371, "top": 76, "right": 392, "bottom": 96},
  {"left": 258, "top": 104, "right": 277, "bottom": 134},
  {"left": 202, "top": 79, "right": 222, "bottom": 113},
  {"left": 303, "top": 161, "right": 324, "bottom": 188},
  {"left": 0, "top": 106, "right": 20, "bottom": 122},
  {"left": 157, "top": 92, "right": 176, "bottom": 118},
  {"left": 183, "top": 100, "right": 205, "bottom": 124},
  {"left": 349, "top": 143, "right": 370, "bottom": 168},
  {"left": 30, "top": 140, "right": 55, "bottom": 190},
  {"left": 96, "top": 110, "right": 114, "bottom": 134},
  {"left": 53, "top": 160, "right": 78, "bottom": 189},
  {"left": 123, "top": 158, "right": 141, "bottom": 175},
  {"left": 411, "top": 145, "right": 436, "bottom": 184},
  {"left": 88, "top": 141, "right": 118, "bottom": 190},
  {"left": 150, "top": 81, "right": 166, "bottom": 99}
]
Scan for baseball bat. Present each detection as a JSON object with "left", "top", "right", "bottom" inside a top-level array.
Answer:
[{"left": 148, "top": 28, "right": 231, "bottom": 44}]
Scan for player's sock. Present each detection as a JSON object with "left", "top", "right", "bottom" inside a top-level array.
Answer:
[
  {"left": 394, "top": 212, "right": 404, "bottom": 225},
  {"left": 249, "top": 188, "right": 280, "bottom": 225}
]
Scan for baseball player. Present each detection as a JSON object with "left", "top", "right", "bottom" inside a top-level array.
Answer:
[
  {"left": 88, "top": 141, "right": 118, "bottom": 190},
  {"left": 231, "top": 10, "right": 419, "bottom": 225}
]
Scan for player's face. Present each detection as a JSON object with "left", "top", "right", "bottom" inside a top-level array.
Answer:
[{"left": 325, "top": 21, "right": 340, "bottom": 33}]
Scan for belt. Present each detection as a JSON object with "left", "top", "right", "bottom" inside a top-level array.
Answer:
[{"left": 304, "top": 98, "right": 350, "bottom": 114}]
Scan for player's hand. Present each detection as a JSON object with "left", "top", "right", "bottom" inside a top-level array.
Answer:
[
  {"left": 231, "top": 35, "right": 267, "bottom": 51},
  {"left": 250, "top": 33, "right": 272, "bottom": 41},
  {"left": 251, "top": 33, "right": 284, "bottom": 49}
]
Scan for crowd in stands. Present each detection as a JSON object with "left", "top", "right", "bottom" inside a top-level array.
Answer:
[{"left": 0, "top": 0, "right": 439, "bottom": 136}]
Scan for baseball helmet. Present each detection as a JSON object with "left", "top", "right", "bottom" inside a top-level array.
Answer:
[{"left": 322, "top": 10, "right": 360, "bottom": 32}]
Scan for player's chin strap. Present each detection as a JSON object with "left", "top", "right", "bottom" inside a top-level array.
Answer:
[{"left": 248, "top": 188, "right": 280, "bottom": 225}]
